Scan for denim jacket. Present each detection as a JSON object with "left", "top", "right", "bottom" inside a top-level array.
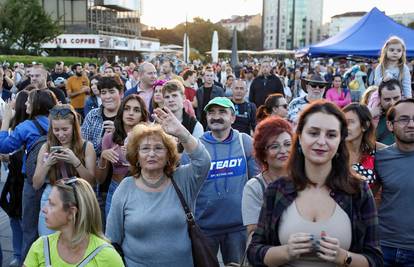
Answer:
[{"left": 247, "top": 177, "right": 383, "bottom": 267}]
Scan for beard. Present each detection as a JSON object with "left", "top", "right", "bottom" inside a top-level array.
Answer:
[
  {"left": 395, "top": 132, "right": 414, "bottom": 144},
  {"left": 76, "top": 72, "right": 82, "bottom": 77}
]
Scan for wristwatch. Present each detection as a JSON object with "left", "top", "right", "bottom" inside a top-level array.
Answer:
[{"left": 343, "top": 251, "right": 352, "bottom": 266}]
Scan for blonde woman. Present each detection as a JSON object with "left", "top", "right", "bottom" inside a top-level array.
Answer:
[{"left": 24, "top": 178, "right": 124, "bottom": 266}]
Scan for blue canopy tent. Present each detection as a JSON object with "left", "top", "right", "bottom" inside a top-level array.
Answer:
[{"left": 297, "top": 7, "right": 414, "bottom": 58}]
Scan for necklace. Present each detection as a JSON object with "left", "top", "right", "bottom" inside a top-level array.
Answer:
[{"left": 140, "top": 174, "right": 167, "bottom": 189}]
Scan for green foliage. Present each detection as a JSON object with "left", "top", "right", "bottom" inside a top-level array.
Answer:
[
  {"left": 0, "top": 0, "right": 62, "bottom": 54},
  {"left": 0, "top": 55, "right": 98, "bottom": 69},
  {"left": 408, "top": 21, "right": 414, "bottom": 29}
]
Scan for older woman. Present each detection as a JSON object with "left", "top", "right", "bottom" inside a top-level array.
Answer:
[
  {"left": 24, "top": 178, "right": 123, "bottom": 266},
  {"left": 248, "top": 100, "right": 382, "bottom": 267},
  {"left": 105, "top": 107, "right": 211, "bottom": 266},
  {"left": 242, "top": 116, "right": 292, "bottom": 239}
]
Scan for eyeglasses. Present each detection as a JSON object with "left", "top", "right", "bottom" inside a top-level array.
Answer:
[
  {"left": 139, "top": 145, "right": 166, "bottom": 154},
  {"left": 58, "top": 177, "right": 79, "bottom": 207},
  {"left": 309, "top": 83, "right": 325, "bottom": 89},
  {"left": 265, "top": 142, "right": 291, "bottom": 153},
  {"left": 49, "top": 107, "right": 73, "bottom": 117},
  {"left": 275, "top": 104, "right": 288, "bottom": 109},
  {"left": 393, "top": 116, "right": 414, "bottom": 126}
]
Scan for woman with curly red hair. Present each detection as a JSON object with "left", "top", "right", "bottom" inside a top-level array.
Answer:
[{"left": 242, "top": 116, "right": 293, "bottom": 238}]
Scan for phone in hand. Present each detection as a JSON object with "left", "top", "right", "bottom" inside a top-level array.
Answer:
[{"left": 50, "top": 146, "right": 63, "bottom": 153}]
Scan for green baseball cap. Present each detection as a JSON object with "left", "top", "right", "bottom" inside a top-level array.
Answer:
[{"left": 204, "top": 97, "right": 235, "bottom": 112}]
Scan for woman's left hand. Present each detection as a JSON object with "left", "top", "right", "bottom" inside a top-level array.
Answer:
[
  {"left": 153, "top": 107, "right": 187, "bottom": 139},
  {"left": 316, "top": 234, "right": 346, "bottom": 264},
  {"left": 54, "top": 148, "right": 80, "bottom": 166}
]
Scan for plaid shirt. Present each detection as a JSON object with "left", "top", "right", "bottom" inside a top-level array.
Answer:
[
  {"left": 247, "top": 177, "right": 382, "bottom": 267},
  {"left": 287, "top": 95, "right": 308, "bottom": 124},
  {"left": 81, "top": 107, "right": 104, "bottom": 156}
]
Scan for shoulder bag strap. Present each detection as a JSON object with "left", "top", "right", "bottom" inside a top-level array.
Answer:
[
  {"left": 77, "top": 243, "right": 111, "bottom": 267},
  {"left": 254, "top": 176, "right": 266, "bottom": 193},
  {"left": 42, "top": 236, "right": 52, "bottom": 267},
  {"left": 170, "top": 178, "right": 196, "bottom": 227}
]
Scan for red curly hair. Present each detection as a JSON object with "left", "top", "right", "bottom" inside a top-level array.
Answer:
[{"left": 253, "top": 116, "right": 292, "bottom": 171}]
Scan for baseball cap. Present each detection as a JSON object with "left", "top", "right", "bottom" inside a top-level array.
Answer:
[{"left": 204, "top": 97, "right": 235, "bottom": 112}]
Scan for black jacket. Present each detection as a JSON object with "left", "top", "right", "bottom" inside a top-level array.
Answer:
[{"left": 249, "top": 74, "right": 284, "bottom": 107}]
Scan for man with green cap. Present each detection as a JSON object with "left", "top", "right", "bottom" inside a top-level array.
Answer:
[{"left": 196, "top": 97, "right": 260, "bottom": 265}]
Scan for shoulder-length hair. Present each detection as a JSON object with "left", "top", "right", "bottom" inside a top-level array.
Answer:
[
  {"left": 47, "top": 104, "right": 85, "bottom": 184},
  {"left": 28, "top": 89, "right": 58, "bottom": 119},
  {"left": 112, "top": 94, "right": 149, "bottom": 145},
  {"left": 55, "top": 178, "right": 106, "bottom": 246},
  {"left": 343, "top": 103, "right": 376, "bottom": 154},
  {"left": 287, "top": 100, "right": 361, "bottom": 194},
  {"left": 253, "top": 116, "right": 292, "bottom": 171},
  {"left": 126, "top": 123, "right": 179, "bottom": 178}
]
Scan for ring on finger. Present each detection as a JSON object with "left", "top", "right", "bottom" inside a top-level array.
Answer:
[{"left": 332, "top": 250, "right": 337, "bottom": 257}]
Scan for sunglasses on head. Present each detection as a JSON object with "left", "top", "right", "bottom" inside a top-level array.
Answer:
[
  {"left": 57, "top": 177, "right": 79, "bottom": 207},
  {"left": 308, "top": 83, "right": 325, "bottom": 89},
  {"left": 49, "top": 107, "right": 73, "bottom": 117}
]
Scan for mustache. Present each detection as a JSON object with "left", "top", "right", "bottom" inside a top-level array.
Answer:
[{"left": 209, "top": 119, "right": 224, "bottom": 124}]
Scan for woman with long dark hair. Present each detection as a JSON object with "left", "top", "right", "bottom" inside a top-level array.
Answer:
[
  {"left": 96, "top": 94, "right": 149, "bottom": 218},
  {"left": 0, "top": 89, "right": 58, "bottom": 264},
  {"left": 248, "top": 100, "right": 382, "bottom": 266}
]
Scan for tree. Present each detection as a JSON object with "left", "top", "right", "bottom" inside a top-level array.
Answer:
[
  {"left": 0, "top": 0, "right": 61, "bottom": 54},
  {"left": 142, "top": 17, "right": 231, "bottom": 55},
  {"left": 408, "top": 21, "right": 414, "bottom": 30}
]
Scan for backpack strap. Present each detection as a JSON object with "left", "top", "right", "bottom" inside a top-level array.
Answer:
[
  {"left": 77, "top": 243, "right": 111, "bottom": 267},
  {"left": 42, "top": 236, "right": 52, "bottom": 267},
  {"left": 238, "top": 132, "right": 248, "bottom": 177},
  {"left": 33, "top": 119, "right": 47, "bottom": 136}
]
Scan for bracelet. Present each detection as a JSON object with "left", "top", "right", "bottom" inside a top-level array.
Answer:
[
  {"left": 74, "top": 161, "right": 82, "bottom": 168},
  {"left": 180, "top": 131, "right": 191, "bottom": 144}
]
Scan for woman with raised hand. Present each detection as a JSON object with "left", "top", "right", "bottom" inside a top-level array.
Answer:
[
  {"left": 106, "top": 106, "right": 211, "bottom": 266},
  {"left": 32, "top": 104, "right": 96, "bottom": 236},
  {"left": 248, "top": 100, "right": 382, "bottom": 267},
  {"left": 24, "top": 178, "right": 124, "bottom": 267}
]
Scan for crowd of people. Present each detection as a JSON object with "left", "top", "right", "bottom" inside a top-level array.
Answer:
[{"left": 0, "top": 35, "right": 413, "bottom": 267}]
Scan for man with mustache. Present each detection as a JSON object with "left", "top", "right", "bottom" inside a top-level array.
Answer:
[{"left": 196, "top": 97, "right": 260, "bottom": 265}]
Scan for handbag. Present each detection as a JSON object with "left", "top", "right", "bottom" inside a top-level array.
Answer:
[{"left": 171, "top": 178, "right": 220, "bottom": 267}]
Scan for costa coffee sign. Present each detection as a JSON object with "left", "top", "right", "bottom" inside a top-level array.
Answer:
[{"left": 42, "top": 34, "right": 100, "bottom": 49}]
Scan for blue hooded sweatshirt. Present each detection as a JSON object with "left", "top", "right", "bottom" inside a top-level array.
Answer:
[{"left": 196, "top": 129, "right": 260, "bottom": 236}]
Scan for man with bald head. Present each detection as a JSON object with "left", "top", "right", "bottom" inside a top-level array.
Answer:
[
  {"left": 30, "top": 66, "right": 66, "bottom": 103},
  {"left": 124, "top": 62, "right": 158, "bottom": 110}
]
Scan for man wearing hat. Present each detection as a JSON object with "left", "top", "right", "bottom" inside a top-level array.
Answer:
[
  {"left": 287, "top": 73, "right": 329, "bottom": 126},
  {"left": 196, "top": 97, "right": 260, "bottom": 265}
]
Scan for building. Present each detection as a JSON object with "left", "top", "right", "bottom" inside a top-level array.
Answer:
[
  {"left": 328, "top": 12, "right": 366, "bottom": 37},
  {"left": 37, "top": 0, "right": 160, "bottom": 60},
  {"left": 262, "top": 0, "right": 323, "bottom": 50},
  {"left": 218, "top": 14, "right": 262, "bottom": 32},
  {"left": 390, "top": 12, "right": 414, "bottom": 26}
]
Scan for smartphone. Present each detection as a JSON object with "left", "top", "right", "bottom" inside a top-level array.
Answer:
[{"left": 50, "top": 146, "right": 63, "bottom": 153}]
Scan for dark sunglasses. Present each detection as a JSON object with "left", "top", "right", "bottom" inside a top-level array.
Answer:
[
  {"left": 58, "top": 177, "right": 79, "bottom": 207},
  {"left": 308, "top": 83, "right": 325, "bottom": 89},
  {"left": 49, "top": 107, "right": 73, "bottom": 117},
  {"left": 276, "top": 104, "right": 288, "bottom": 109}
]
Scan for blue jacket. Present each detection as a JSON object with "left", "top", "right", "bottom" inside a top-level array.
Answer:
[
  {"left": 196, "top": 129, "right": 260, "bottom": 236},
  {"left": 0, "top": 116, "right": 49, "bottom": 173}
]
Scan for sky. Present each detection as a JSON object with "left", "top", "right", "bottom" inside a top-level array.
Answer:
[{"left": 140, "top": 0, "right": 414, "bottom": 29}]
